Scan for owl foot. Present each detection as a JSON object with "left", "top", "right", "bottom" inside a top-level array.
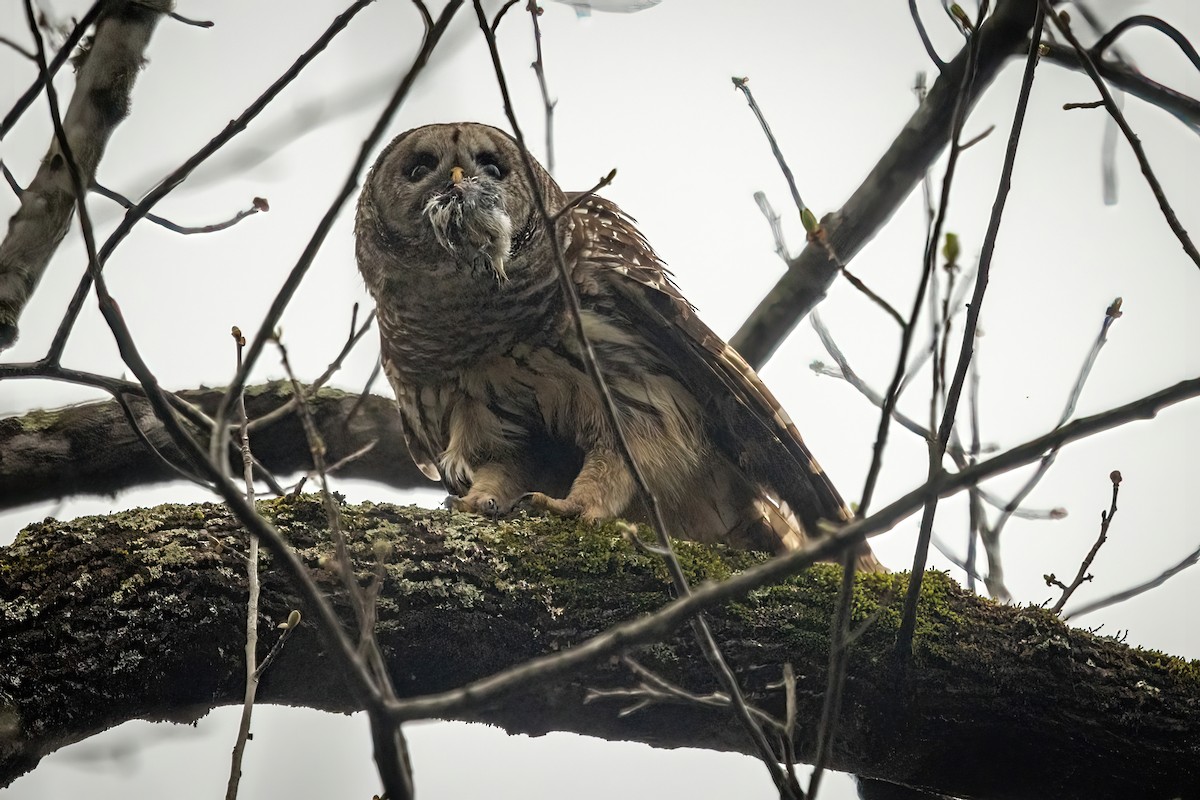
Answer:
[
  {"left": 520, "top": 492, "right": 606, "bottom": 524},
  {"left": 445, "top": 492, "right": 509, "bottom": 519}
]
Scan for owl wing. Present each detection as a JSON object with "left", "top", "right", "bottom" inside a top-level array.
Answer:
[
  {"left": 381, "top": 354, "right": 449, "bottom": 487},
  {"left": 566, "top": 194, "right": 880, "bottom": 569}
]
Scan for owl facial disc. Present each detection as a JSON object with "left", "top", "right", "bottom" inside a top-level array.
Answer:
[{"left": 422, "top": 172, "right": 513, "bottom": 281}]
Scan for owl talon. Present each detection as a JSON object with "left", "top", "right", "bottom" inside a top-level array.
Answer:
[
  {"left": 447, "top": 493, "right": 505, "bottom": 519},
  {"left": 521, "top": 492, "right": 588, "bottom": 519}
]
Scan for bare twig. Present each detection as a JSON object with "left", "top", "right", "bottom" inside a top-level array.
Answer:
[
  {"left": 91, "top": 182, "right": 268, "bottom": 234},
  {"left": 964, "top": 355, "right": 983, "bottom": 592},
  {"left": 958, "top": 123, "right": 996, "bottom": 150},
  {"left": 1064, "top": 543, "right": 1200, "bottom": 621},
  {"left": 586, "top": 657, "right": 783, "bottom": 731},
  {"left": 859, "top": 1, "right": 991, "bottom": 522},
  {"left": 896, "top": 3, "right": 1043, "bottom": 663},
  {"left": 1040, "top": 41, "right": 1200, "bottom": 132},
  {"left": 909, "top": 0, "right": 947, "bottom": 70},
  {"left": 347, "top": 354, "right": 385, "bottom": 427},
  {"left": 553, "top": 169, "right": 617, "bottom": 222},
  {"left": 754, "top": 191, "right": 791, "bottom": 263},
  {"left": 898, "top": 257, "right": 979, "bottom": 397},
  {"left": 490, "top": 0, "right": 522, "bottom": 33},
  {"left": 913, "top": 71, "right": 937, "bottom": 229},
  {"left": 841, "top": 267, "right": 907, "bottom": 328},
  {"left": 253, "top": 609, "right": 302, "bottom": 681},
  {"left": 732, "top": 76, "right": 809, "bottom": 224},
  {"left": 413, "top": 0, "right": 434, "bottom": 32},
  {"left": 808, "top": 551, "right": 855, "bottom": 799},
  {"left": 932, "top": 532, "right": 986, "bottom": 583},
  {"left": 1041, "top": 3, "right": 1200, "bottom": 269},
  {"left": 109, "top": 390, "right": 210, "bottom": 487},
  {"left": 1091, "top": 15, "right": 1200, "bottom": 71},
  {"left": 275, "top": 332, "right": 414, "bottom": 799},
  {"left": 1063, "top": 100, "right": 1106, "bottom": 110},
  {"left": 207, "top": 1, "right": 462, "bottom": 477},
  {"left": 226, "top": 327, "right": 260, "bottom": 800},
  {"left": 47, "top": 0, "right": 378, "bottom": 365},
  {"left": 247, "top": 305, "right": 376, "bottom": 433},
  {"left": 731, "top": 1, "right": 1047, "bottom": 368},
  {"left": 317, "top": 441, "right": 375, "bottom": 480},
  {"left": 527, "top": 0, "right": 557, "bottom": 174},
  {"left": 735, "top": 78, "right": 905, "bottom": 328},
  {"left": 779, "top": 662, "right": 800, "bottom": 784},
  {"left": 810, "top": 312, "right": 935, "bottom": 445},
  {"left": 167, "top": 9, "right": 214, "bottom": 28},
  {"left": 0, "top": 162, "right": 22, "bottom": 195},
  {"left": 0, "top": 34, "right": 35, "bottom": 59},
  {"left": 1048, "top": 471, "right": 1121, "bottom": 614},
  {"left": 980, "top": 298, "right": 1123, "bottom": 596}
]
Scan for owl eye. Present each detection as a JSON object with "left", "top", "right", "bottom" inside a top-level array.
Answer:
[
  {"left": 406, "top": 152, "right": 437, "bottom": 181},
  {"left": 475, "top": 151, "right": 506, "bottom": 179}
]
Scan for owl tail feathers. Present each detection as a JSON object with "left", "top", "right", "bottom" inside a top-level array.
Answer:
[{"left": 760, "top": 497, "right": 887, "bottom": 574}]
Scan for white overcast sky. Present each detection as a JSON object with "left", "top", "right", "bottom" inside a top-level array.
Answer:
[{"left": 2, "top": 1, "right": 1198, "bottom": 798}]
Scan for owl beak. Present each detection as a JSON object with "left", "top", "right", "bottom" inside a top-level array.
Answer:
[{"left": 450, "top": 166, "right": 465, "bottom": 185}]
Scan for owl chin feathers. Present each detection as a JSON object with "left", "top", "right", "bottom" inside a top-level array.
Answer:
[{"left": 422, "top": 177, "right": 513, "bottom": 281}]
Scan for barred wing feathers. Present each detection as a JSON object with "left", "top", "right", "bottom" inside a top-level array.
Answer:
[{"left": 568, "top": 194, "right": 881, "bottom": 571}]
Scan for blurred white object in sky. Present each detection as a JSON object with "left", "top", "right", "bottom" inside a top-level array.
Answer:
[{"left": 556, "top": 0, "right": 661, "bottom": 18}]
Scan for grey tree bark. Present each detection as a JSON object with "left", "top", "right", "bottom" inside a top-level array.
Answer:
[{"left": 0, "top": 383, "right": 427, "bottom": 510}]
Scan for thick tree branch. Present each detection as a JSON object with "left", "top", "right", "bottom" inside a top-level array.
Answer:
[
  {"left": 0, "top": 0, "right": 169, "bottom": 348},
  {"left": 0, "top": 499, "right": 1195, "bottom": 799},
  {"left": 0, "top": 383, "right": 428, "bottom": 510}
]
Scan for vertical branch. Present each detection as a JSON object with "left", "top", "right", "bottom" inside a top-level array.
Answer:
[
  {"left": 965, "top": 350, "right": 984, "bottom": 594},
  {"left": 226, "top": 327, "right": 260, "bottom": 800},
  {"left": 275, "top": 336, "right": 414, "bottom": 798},
  {"left": 527, "top": 1, "right": 556, "bottom": 174},
  {"left": 806, "top": 551, "right": 856, "bottom": 799},
  {"left": 895, "top": 3, "right": 1044, "bottom": 664},
  {"left": 471, "top": 4, "right": 800, "bottom": 797},
  {"left": 857, "top": 2, "right": 990, "bottom": 520},
  {"left": 1049, "top": 471, "right": 1121, "bottom": 614},
  {"left": 732, "top": 77, "right": 810, "bottom": 224}
]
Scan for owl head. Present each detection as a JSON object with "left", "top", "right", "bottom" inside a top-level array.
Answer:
[{"left": 356, "top": 123, "right": 565, "bottom": 284}]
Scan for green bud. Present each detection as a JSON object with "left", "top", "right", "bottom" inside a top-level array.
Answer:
[
  {"left": 800, "top": 208, "right": 819, "bottom": 234},
  {"left": 942, "top": 232, "right": 960, "bottom": 265}
]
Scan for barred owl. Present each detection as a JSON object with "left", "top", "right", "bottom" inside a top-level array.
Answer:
[{"left": 355, "top": 122, "right": 881, "bottom": 571}]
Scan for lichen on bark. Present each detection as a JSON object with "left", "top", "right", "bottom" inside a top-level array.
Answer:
[{"left": 0, "top": 496, "right": 1196, "bottom": 799}]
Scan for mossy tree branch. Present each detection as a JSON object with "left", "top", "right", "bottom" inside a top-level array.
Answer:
[{"left": 0, "top": 498, "right": 1196, "bottom": 799}]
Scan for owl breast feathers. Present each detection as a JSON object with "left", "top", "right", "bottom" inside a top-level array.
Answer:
[{"left": 355, "top": 122, "right": 881, "bottom": 572}]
